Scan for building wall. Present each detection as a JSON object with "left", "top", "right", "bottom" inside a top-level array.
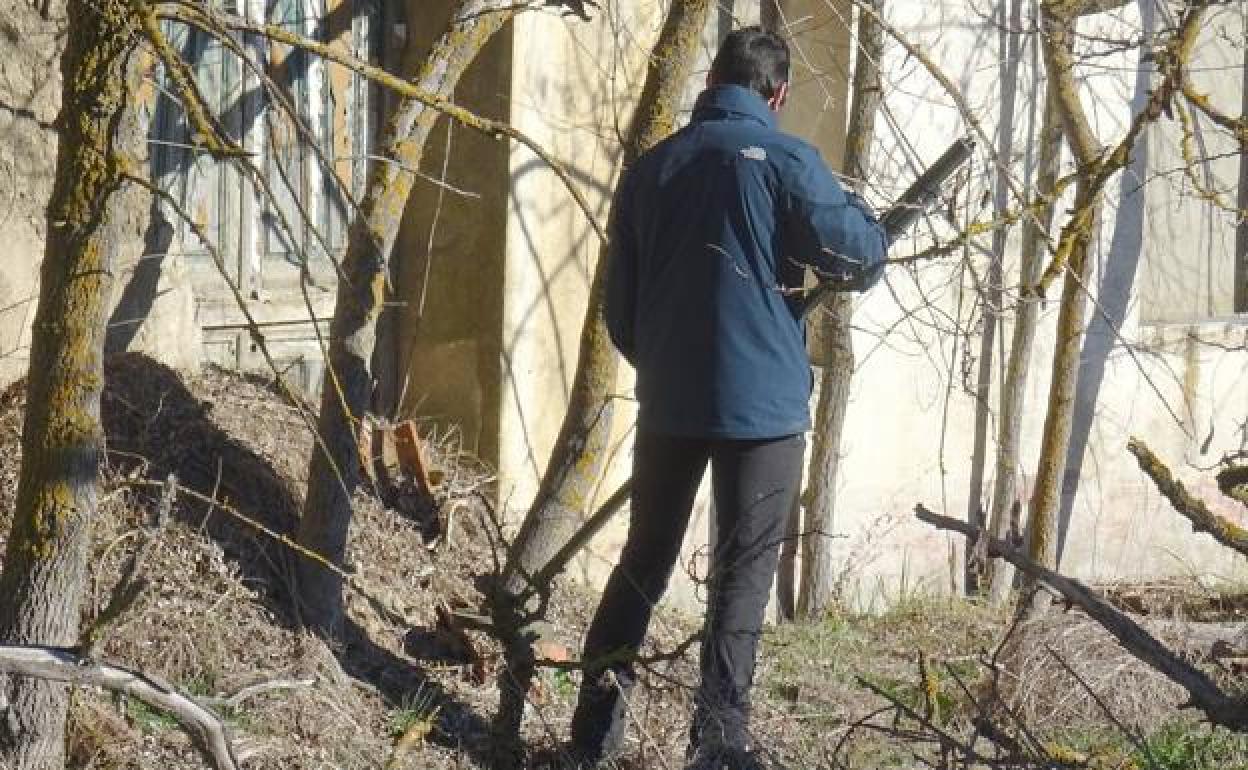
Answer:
[
  {"left": 1, "top": 0, "right": 201, "bottom": 391},
  {"left": 392, "top": 0, "right": 513, "bottom": 462},
  {"left": 495, "top": 0, "right": 1248, "bottom": 613},
  {"left": 0, "top": 0, "right": 62, "bottom": 386},
  {"left": 820, "top": 0, "right": 1248, "bottom": 606}
]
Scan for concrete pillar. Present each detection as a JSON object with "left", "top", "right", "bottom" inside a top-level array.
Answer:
[{"left": 772, "top": 0, "right": 853, "bottom": 167}]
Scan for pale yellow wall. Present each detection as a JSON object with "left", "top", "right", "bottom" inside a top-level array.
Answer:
[
  {"left": 1, "top": 0, "right": 202, "bottom": 389},
  {"left": 0, "top": 0, "right": 61, "bottom": 386},
  {"left": 1138, "top": 4, "right": 1244, "bottom": 322},
  {"left": 814, "top": 0, "right": 1248, "bottom": 607},
  {"left": 774, "top": 0, "right": 852, "bottom": 169},
  {"left": 499, "top": 0, "right": 663, "bottom": 505}
]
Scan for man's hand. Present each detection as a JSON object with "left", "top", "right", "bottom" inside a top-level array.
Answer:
[{"left": 545, "top": 0, "right": 599, "bottom": 21}]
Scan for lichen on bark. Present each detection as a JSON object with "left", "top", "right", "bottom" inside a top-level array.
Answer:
[{"left": 0, "top": 3, "right": 144, "bottom": 768}]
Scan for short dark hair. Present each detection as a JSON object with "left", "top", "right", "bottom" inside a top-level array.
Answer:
[{"left": 710, "top": 26, "right": 790, "bottom": 100}]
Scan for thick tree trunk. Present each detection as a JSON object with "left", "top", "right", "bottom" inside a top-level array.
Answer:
[
  {"left": 297, "top": 0, "right": 517, "bottom": 634},
  {"left": 0, "top": 4, "right": 143, "bottom": 768},
  {"left": 489, "top": 0, "right": 713, "bottom": 760},
  {"left": 1021, "top": 0, "right": 1104, "bottom": 615},
  {"left": 795, "top": 0, "right": 884, "bottom": 620},
  {"left": 798, "top": 294, "right": 854, "bottom": 618}
]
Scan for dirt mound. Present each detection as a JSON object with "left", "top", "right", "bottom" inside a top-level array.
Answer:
[{"left": 0, "top": 354, "right": 508, "bottom": 769}]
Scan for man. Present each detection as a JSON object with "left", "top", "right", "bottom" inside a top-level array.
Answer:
[{"left": 569, "top": 26, "right": 887, "bottom": 770}]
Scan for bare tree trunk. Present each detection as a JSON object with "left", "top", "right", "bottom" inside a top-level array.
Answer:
[
  {"left": 297, "top": 0, "right": 518, "bottom": 634},
  {"left": 489, "top": 0, "right": 713, "bottom": 760},
  {"left": 796, "top": 0, "right": 884, "bottom": 620},
  {"left": 775, "top": 495, "right": 800, "bottom": 622},
  {"left": 998, "top": 0, "right": 1204, "bottom": 607},
  {"left": 1237, "top": 40, "right": 1248, "bottom": 311},
  {"left": 0, "top": 4, "right": 143, "bottom": 767},
  {"left": 985, "top": 82, "right": 1059, "bottom": 606},
  {"left": 964, "top": 0, "right": 1022, "bottom": 596}
]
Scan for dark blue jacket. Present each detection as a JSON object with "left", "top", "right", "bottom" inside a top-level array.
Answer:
[{"left": 606, "top": 85, "right": 887, "bottom": 439}]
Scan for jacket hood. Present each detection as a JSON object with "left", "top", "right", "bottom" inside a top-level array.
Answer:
[{"left": 692, "top": 84, "right": 778, "bottom": 129}]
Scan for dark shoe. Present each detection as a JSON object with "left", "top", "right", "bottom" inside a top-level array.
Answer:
[
  {"left": 529, "top": 744, "right": 630, "bottom": 769},
  {"left": 684, "top": 746, "right": 785, "bottom": 770}
]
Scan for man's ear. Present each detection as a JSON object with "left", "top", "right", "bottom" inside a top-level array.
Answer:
[{"left": 768, "top": 81, "right": 790, "bottom": 112}]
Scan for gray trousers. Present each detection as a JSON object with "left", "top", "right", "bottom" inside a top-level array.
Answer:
[{"left": 569, "top": 430, "right": 805, "bottom": 760}]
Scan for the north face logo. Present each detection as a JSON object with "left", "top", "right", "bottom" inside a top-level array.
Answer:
[{"left": 740, "top": 146, "right": 767, "bottom": 161}]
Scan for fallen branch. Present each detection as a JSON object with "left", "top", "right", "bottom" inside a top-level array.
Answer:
[
  {"left": 1128, "top": 437, "right": 1248, "bottom": 558},
  {"left": 914, "top": 503, "right": 1248, "bottom": 732},
  {"left": 0, "top": 645, "right": 239, "bottom": 770}
]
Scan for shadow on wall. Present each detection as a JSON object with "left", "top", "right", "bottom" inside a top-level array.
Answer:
[{"left": 500, "top": 156, "right": 612, "bottom": 489}]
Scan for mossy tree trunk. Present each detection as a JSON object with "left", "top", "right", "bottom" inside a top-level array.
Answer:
[
  {"left": 0, "top": 4, "right": 143, "bottom": 768},
  {"left": 489, "top": 0, "right": 713, "bottom": 760},
  {"left": 795, "top": 0, "right": 884, "bottom": 620},
  {"left": 297, "top": 0, "right": 519, "bottom": 634},
  {"left": 1021, "top": 0, "right": 1105, "bottom": 615},
  {"left": 1013, "top": 0, "right": 1206, "bottom": 613},
  {"left": 1054, "top": 0, "right": 1157, "bottom": 565}
]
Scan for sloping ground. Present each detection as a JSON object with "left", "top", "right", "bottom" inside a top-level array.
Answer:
[
  {"left": 2, "top": 355, "right": 1248, "bottom": 769},
  {"left": 0, "top": 354, "right": 511, "bottom": 769}
]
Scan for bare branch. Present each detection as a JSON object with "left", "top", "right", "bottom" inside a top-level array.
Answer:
[
  {"left": 1033, "top": 0, "right": 1211, "bottom": 295},
  {"left": 0, "top": 645, "right": 240, "bottom": 770},
  {"left": 915, "top": 503, "right": 1248, "bottom": 731},
  {"left": 132, "top": 0, "right": 245, "bottom": 157},
  {"left": 156, "top": 2, "right": 606, "bottom": 245},
  {"left": 1127, "top": 437, "right": 1248, "bottom": 559}
]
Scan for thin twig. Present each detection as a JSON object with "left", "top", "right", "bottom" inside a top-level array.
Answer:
[{"left": 201, "top": 676, "right": 317, "bottom": 709}]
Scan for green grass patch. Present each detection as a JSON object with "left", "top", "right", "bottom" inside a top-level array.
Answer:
[{"left": 123, "top": 696, "right": 179, "bottom": 734}]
